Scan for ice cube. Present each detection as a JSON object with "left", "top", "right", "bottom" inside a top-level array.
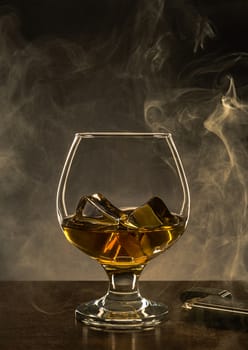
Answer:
[
  {"left": 75, "top": 193, "right": 123, "bottom": 225},
  {"left": 117, "top": 232, "right": 145, "bottom": 258},
  {"left": 126, "top": 197, "right": 176, "bottom": 228}
]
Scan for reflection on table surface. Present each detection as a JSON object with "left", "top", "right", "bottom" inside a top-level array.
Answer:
[{"left": 80, "top": 325, "right": 163, "bottom": 350}]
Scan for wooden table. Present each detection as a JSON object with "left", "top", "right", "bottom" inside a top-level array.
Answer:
[{"left": 0, "top": 281, "right": 247, "bottom": 349}]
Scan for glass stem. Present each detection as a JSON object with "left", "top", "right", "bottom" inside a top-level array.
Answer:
[{"left": 102, "top": 266, "right": 146, "bottom": 309}]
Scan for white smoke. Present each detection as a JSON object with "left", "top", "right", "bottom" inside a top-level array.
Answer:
[
  {"left": 0, "top": 2, "right": 247, "bottom": 281},
  {"left": 144, "top": 57, "right": 248, "bottom": 281}
]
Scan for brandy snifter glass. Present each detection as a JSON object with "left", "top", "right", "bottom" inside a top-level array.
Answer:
[{"left": 56, "top": 132, "right": 190, "bottom": 330}]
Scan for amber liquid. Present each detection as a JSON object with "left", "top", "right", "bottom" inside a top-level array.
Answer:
[{"left": 62, "top": 211, "right": 185, "bottom": 267}]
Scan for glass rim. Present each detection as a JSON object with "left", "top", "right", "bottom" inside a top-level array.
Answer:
[{"left": 75, "top": 132, "right": 172, "bottom": 138}]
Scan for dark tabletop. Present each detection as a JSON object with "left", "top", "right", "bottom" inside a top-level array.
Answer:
[{"left": 0, "top": 281, "right": 247, "bottom": 349}]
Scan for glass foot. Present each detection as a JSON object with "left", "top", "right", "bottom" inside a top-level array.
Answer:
[{"left": 75, "top": 297, "right": 168, "bottom": 330}]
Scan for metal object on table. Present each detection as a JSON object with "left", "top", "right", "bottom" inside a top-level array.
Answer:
[{"left": 180, "top": 287, "right": 248, "bottom": 331}]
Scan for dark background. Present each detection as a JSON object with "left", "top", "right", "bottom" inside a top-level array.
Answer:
[
  {"left": 0, "top": 0, "right": 248, "bottom": 280},
  {"left": 6, "top": 1, "right": 248, "bottom": 54},
  {"left": 5, "top": 1, "right": 248, "bottom": 49}
]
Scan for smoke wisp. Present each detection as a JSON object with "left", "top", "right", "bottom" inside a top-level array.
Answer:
[{"left": 0, "top": 1, "right": 247, "bottom": 281}]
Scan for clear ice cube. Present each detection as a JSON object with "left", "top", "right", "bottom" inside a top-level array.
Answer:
[
  {"left": 75, "top": 193, "right": 123, "bottom": 225},
  {"left": 126, "top": 197, "right": 176, "bottom": 228}
]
